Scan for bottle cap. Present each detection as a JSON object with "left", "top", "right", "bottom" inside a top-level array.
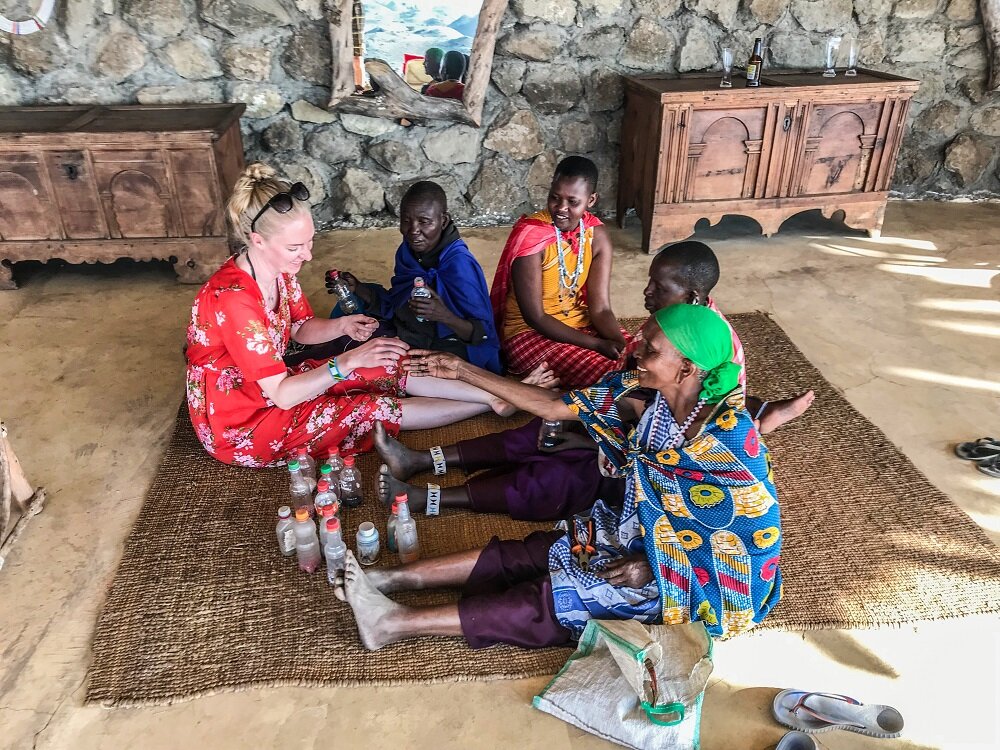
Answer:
[
  {"left": 288, "top": 460, "right": 301, "bottom": 471},
  {"left": 394, "top": 493, "right": 408, "bottom": 503},
  {"left": 390, "top": 500, "right": 400, "bottom": 514},
  {"left": 320, "top": 503, "right": 335, "bottom": 517},
  {"left": 330, "top": 269, "right": 340, "bottom": 279},
  {"left": 298, "top": 447, "right": 309, "bottom": 456},
  {"left": 414, "top": 276, "right": 424, "bottom": 285},
  {"left": 320, "top": 464, "right": 333, "bottom": 475},
  {"left": 317, "top": 479, "right": 329, "bottom": 492},
  {"left": 357, "top": 521, "right": 379, "bottom": 542},
  {"left": 277, "top": 505, "right": 291, "bottom": 518},
  {"left": 326, "top": 517, "right": 341, "bottom": 533},
  {"left": 344, "top": 455, "right": 356, "bottom": 467},
  {"left": 295, "top": 508, "right": 310, "bottom": 521},
  {"left": 329, "top": 447, "right": 340, "bottom": 458}
]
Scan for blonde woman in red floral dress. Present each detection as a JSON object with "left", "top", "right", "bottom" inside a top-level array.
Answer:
[{"left": 186, "top": 164, "right": 513, "bottom": 467}]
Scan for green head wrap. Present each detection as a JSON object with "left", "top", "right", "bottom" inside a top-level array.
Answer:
[{"left": 653, "top": 304, "right": 741, "bottom": 403}]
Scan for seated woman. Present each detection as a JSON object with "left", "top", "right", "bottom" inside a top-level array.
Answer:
[
  {"left": 338, "top": 304, "right": 783, "bottom": 649},
  {"left": 491, "top": 155, "right": 632, "bottom": 389},
  {"left": 185, "top": 163, "right": 514, "bottom": 466},
  {"left": 373, "top": 239, "right": 813, "bottom": 521},
  {"left": 424, "top": 50, "right": 466, "bottom": 100},
  {"left": 330, "top": 181, "right": 500, "bottom": 373}
]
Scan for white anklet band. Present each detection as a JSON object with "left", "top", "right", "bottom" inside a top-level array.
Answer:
[
  {"left": 430, "top": 445, "right": 446, "bottom": 476},
  {"left": 426, "top": 483, "right": 441, "bottom": 516}
]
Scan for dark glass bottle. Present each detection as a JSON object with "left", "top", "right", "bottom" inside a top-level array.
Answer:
[{"left": 746, "top": 38, "right": 764, "bottom": 88}]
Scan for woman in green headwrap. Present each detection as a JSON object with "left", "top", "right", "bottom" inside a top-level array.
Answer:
[{"left": 333, "top": 305, "right": 782, "bottom": 651}]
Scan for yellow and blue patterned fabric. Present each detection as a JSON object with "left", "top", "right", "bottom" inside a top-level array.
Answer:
[{"left": 560, "top": 370, "right": 783, "bottom": 639}]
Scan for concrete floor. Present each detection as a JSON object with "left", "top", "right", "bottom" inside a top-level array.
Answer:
[{"left": 1, "top": 201, "right": 998, "bottom": 750}]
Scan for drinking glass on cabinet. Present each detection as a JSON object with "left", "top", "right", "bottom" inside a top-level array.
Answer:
[
  {"left": 823, "top": 35, "right": 842, "bottom": 77},
  {"left": 720, "top": 46, "right": 733, "bottom": 88},
  {"left": 845, "top": 37, "right": 859, "bottom": 76}
]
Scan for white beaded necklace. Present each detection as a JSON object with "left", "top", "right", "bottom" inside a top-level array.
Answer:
[
  {"left": 553, "top": 218, "right": 586, "bottom": 310},
  {"left": 669, "top": 397, "right": 707, "bottom": 449}
]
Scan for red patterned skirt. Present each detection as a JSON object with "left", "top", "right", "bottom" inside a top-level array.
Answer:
[{"left": 503, "top": 327, "right": 634, "bottom": 390}]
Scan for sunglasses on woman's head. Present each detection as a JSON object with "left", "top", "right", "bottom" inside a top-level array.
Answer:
[{"left": 249, "top": 182, "right": 310, "bottom": 233}]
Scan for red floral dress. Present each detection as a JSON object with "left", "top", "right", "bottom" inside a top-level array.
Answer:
[{"left": 185, "top": 258, "right": 405, "bottom": 467}]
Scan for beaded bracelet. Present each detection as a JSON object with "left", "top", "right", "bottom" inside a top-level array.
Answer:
[{"left": 328, "top": 357, "right": 346, "bottom": 382}]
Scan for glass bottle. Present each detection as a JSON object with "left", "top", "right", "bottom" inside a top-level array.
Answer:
[{"left": 746, "top": 38, "right": 764, "bottom": 87}]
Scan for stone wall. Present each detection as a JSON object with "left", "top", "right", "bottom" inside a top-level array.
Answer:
[{"left": 1, "top": 0, "right": 997, "bottom": 228}]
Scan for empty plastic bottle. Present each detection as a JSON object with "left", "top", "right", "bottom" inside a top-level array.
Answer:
[
  {"left": 327, "top": 270, "right": 363, "bottom": 314},
  {"left": 275, "top": 505, "right": 295, "bottom": 557},
  {"left": 323, "top": 448, "right": 345, "bottom": 489},
  {"left": 313, "top": 478, "right": 338, "bottom": 518},
  {"left": 324, "top": 517, "right": 348, "bottom": 585},
  {"left": 293, "top": 507, "right": 322, "bottom": 573},
  {"left": 410, "top": 276, "right": 433, "bottom": 322},
  {"left": 394, "top": 496, "right": 420, "bottom": 564},
  {"left": 288, "top": 460, "right": 313, "bottom": 517},
  {"left": 295, "top": 447, "right": 317, "bottom": 492},
  {"left": 386, "top": 496, "right": 402, "bottom": 553},
  {"left": 317, "top": 501, "right": 340, "bottom": 546},
  {"left": 339, "top": 455, "right": 363, "bottom": 509}
]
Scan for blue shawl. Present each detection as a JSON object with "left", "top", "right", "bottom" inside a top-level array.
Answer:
[{"left": 381, "top": 236, "right": 501, "bottom": 373}]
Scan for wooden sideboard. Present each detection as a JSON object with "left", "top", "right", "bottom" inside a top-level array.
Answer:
[
  {"left": 617, "top": 70, "right": 919, "bottom": 252},
  {"left": 0, "top": 104, "right": 245, "bottom": 289}
]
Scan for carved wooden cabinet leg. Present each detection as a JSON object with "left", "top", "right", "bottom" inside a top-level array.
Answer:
[
  {"left": 173, "top": 257, "right": 213, "bottom": 285},
  {"left": 0, "top": 261, "right": 17, "bottom": 291},
  {"left": 757, "top": 209, "right": 788, "bottom": 238}
]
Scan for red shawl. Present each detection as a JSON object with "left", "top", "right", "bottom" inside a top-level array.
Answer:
[{"left": 489, "top": 210, "right": 604, "bottom": 332}]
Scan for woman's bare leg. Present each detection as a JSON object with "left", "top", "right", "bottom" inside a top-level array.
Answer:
[
  {"left": 374, "top": 421, "right": 462, "bottom": 479},
  {"left": 377, "top": 463, "right": 472, "bottom": 513},
  {"left": 400, "top": 397, "right": 489, "bottom": 429},
  {"left": 365, "top": 545, "right": 482, "bottom": 594},
  {"left": 405, "top": 375, "right": 517, "bottom": 417}
]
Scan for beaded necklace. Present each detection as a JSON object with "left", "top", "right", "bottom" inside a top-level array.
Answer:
[{"left": 553, "top": 218, "right": 586, "bottom": 312}]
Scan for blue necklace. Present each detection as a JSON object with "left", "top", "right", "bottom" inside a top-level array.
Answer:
[{"left": 553, "top": 218, "right": 586, "bottom": 310}]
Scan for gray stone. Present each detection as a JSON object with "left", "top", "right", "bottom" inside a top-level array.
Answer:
[
  {"left": 11, "top": 31, "right": 67, "bottom": 76},
  {"left": 586, "top": 69, "right": 624, "bottom": 112},
  {"left": 943, "top": 132, "right": 993, "bottom": 187},
  {"left": 749, "top": 0, "right": 789, "bottom": 25},
  {"left": 575, "top": 26, "right": 625, "bottom": 59},
  {"left": 229, "top": 82, "right": 285, "bottom": 118},
  {"left": 952, "top": 47, "right": 988, "bottom": 70},
  {"left": 500, "top": 24, "right": 566, "bottom": 62},
  {"left": 422, "top": 125, "right": 481, "bottom": 164},
  {"left": 291, "top": 99, "right": 337, "bottom": 124},
  {"left": 385, "top": 173, "right": 473, "bottom": 219},
  {"left": 960, "top": 76, "right": 987, "bottom": 104},
  {"left": 368, "top": 139, "right": 423, "bottom": 175},
  {"left": 971, "top": 107, "right": 1000, "bottom": 136},
  {"left": 685, "top": 0, "right": 739, "bottom": 27},
  {"left": 632, "top": 0, "right": 683, "bottom": 17},
  {"left": 769, "top": 32, "right": 825, "bottom": 69},
  {"left": 65, "top": 0, "right": 101, "bottom": 43},
  {"left": 96, "top": 31, "right": 148, "bottom": 82},
  {"left": 522, "top": 64, "right": 583, "bottom": 115},
  {"left": 679, "top": 21, "right": 720, "bottom": 73},
  {"left": 221, "top": 45, "right": 272, "bottom": 81},
  {"left": 512, "top": 0, "right": 578, "bottom": 25},
  {"left": 334, "top": 167, "right": 385, "bottom": 216},
  {"left": 484, "top": 109, "right": 546, "bottom": 159},
  {"left": 892, "top": 145, "right": 938, "bottom": 187},
  {"left": 283, "top": 157, "right": 327, "bottom": 204},
  {"left": 945, "top": 0, "right": 978, "bottom": 22},
  {"left": 0, "top": 69, "right": 24, "bottom": 106},
  {"left": 893, "top": 0, "right": 941, "bottom": 18},
  {"left": 855, "top": 0, "right": 892, "bottom": 25},
  {"left": 121, "top": 0, "right": 191, "bottom": 37},
  {"left": 947, "top": 25, "right": 984, "bottom": 47},
  {"left": 621, "top": 19, "right": 676, "bottom": 70},
  {"left": 790, "top": 0, "right": 852, "bottom": 32},
  {"left": 491, "top": 57, "right": 527, "bottom": 96},
  {"left": 467, "top": 156, "right": 529, "bottom": 217},
  {"left": 886, "top": 24, "right": 946, "bottom": 63},
  {"left": 294, "top": 0, "right": 325, "bottom": 19},
  {"left": 281, "top": 23, "right": 331, "bottom": 85},
  {"left": 859, "top": 28, "right": 886, "bottom": 64},
  {"left": 579, "top": 0, "right": 624, "bottom": 16},
  {"left": 915, "top": 101, "right": 962, "bottom": 135},
  {"left": 560, "top": 119, "right": 600, "bottom": 153},
  {"left": 201, "top": 0, "right": 294, "bottom": 35},
  {"left": 59, "top": 84, "right": 130, "bottom": 105},
  {"left": 528, "top": 151, "right": 559, "bottom": 209},
  {"left": 164, "top": 38, "right": 223, "bottom": 80},
  {"left": 307, "top": 124, "right": 364, "bottom": 164},
  {"left": 262, "top": 118, "right": 304, "bottom": 152},
  {"left": 340, "top": 113, "right": 402, "bottom": 137},
  {"left": 136, "top": 82, "right": 224, "bottom": 104}
]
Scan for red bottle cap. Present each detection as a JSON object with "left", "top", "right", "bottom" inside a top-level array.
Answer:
[
  {"left": 326, "top": 517, "right": 340, "bottom": 532},
  {"left": 391, "top": 500, "right": 400, "bottom": 514},
  {"left": 344, "top": 455, "right": 355, "bottom": 467},
  {"left": 321, "top": 504, "right": 335, "bottom": 517},
  {"left": 317, "top": 479, "right": 329, "bottom": 492},
  {"left": 394, "top": 493, "right": 408, "bottom": 503}
]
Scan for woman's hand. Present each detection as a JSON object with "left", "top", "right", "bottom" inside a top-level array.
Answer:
[
  {"left": 594, "top": 553, "right": 654, "bottom": 588},
  {"left": 408, "top": 286, "right": 453, "bottom": 325},
  {"left": 339, "top": 314, "right": 379, "bottom": 342},
  {"left": 593, "top": 337, "right": 623, "bottom": 361},
  {"left": 327, "top": 270, "right": 375, "bottom": 307},
  {"left": 405, "top": 349, "right": 464, "bottom": 380},
  {"left": 338, "top": 336, "right": 409, "bottom": 372}
]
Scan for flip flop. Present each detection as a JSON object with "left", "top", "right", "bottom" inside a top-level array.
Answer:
[
  {"left": 775, "top": 730, "right": 819, "bottom": 750},
  {"left": 772, "top": 690, "right": 904, "bottom": 738},
  {"left": 977, "top": 455, "right": 1000, "bottom": 478},
  {"left": 954, "top": 438, "right": 1000, "bottom": 461}
]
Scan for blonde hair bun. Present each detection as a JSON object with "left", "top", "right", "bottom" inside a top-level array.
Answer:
[
  {"left": 227, "top": 162, "right": 306, "bottom": 247},
  {"left": 243, "top": 162, "right": 278, "bottom": 183}
]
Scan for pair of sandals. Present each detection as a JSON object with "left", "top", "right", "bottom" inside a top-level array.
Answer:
[
  {"left": 955, "top": 437, "right": 1000, "bottom": 478},
  {"left": 772, "top": 690, "right": 904, "bottom": 747}
]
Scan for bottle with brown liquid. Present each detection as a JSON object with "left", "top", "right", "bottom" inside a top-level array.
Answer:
[{"left": 746, "top": 38, "right": 764, "bottom": 88}]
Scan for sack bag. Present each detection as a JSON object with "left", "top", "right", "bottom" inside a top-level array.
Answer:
[{"left": 533, "top": 619, "right": 713, "bottom": 750}]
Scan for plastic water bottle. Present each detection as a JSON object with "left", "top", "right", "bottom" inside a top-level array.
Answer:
[
  {"left": 275, "top": 505, "right": 295, "bottom": 557},
  {"left": 295, "top": 447, "right": 317, "bottom": 492},
  {"left": 293, "top": 507, "right": 322, "bottom": 573},
  {"left": 386, "top": 496, "right": 402, "bottom": 553},
  {"left": 356, "top": 522, "right": 381, "bottom": 566},
  {"left": 288, "top": 460, "right": 313, "bottom": 517},
  {"left": 313, "top": 478, "right": 338, "bottom": 517},
  {"left": 339, "top": 455, "right": 363, "bottom": 509},
  {"left": 394, "top": 497, "right": 420, "bottom": 563},
  {"left": 317, "top": 501, "right": 340, "bottom": 546},
  {"left": 327, "top": 270, "right": 363, "bottom": 314},
  {"left": 324, "top": 518, "right": 348, "bottom": 585},
  {"left": 410, "top": 276, "right": 432, "bottom": 322},
  {"left": 539, "top": 419, "right": 564, "bottom": 449},
  {"left": 323, "top": 448, "right": 345, "bottom": 489}
]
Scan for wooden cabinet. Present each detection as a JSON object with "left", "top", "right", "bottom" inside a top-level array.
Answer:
[
  {"left": 0, "top": 104, "right": 245, "bottom": 289},
  {"left": 618, "top": 70, "right": 919, "bottom": 252}
]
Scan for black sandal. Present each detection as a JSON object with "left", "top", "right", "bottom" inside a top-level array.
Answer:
[{"left": 954, "top": 437, "right": 1000, "bottom": 461}]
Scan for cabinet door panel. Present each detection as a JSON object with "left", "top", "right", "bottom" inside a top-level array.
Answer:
[
  {"left": 169, "top": 148, "right": 224, "bottom": 237},
  {"left": 92, "top": 155, "right": 175, "bottom": 239},
  {"left": 682, "top": 107, "right": 768, "bottom": 202},
  {"left": 796, "top": 101, "right": 885, "bottom": 196},
  {"left": 45, "top": 151, "right": 108, "bottom": 239},
  {"left": 0, "top": 157, "right": 59, "bottom": 240}
]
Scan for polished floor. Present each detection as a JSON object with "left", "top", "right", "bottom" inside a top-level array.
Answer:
[{"left": 1, "top": 202, "right": 998, "bottom": 749}]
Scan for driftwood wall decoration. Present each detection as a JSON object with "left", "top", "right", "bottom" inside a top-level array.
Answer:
[
  {"left": 983, "top": 0, "right": 1000, "bottom": 90},
  {"left": 326, "top": 0, "right": 510, "bottom": 126}
]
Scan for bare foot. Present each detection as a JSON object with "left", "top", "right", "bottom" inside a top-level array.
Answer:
[
  {"left": 374, "top": 421, "right": 430, "bottom": 481},
  {"left": 759, "top": 390, "right": 815, "bottom": 434},
  {"left": 378, "top": 463, "right": 428, "bottom": 512},
  {"left": 522, "top": 360, "right": 560, "bottom": 390},
  {"left": 490, "top": 396, "right": 518, "bottom": 417},
  {"left": 342, "top": 551, "right": 406, "bottom": 650}
]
